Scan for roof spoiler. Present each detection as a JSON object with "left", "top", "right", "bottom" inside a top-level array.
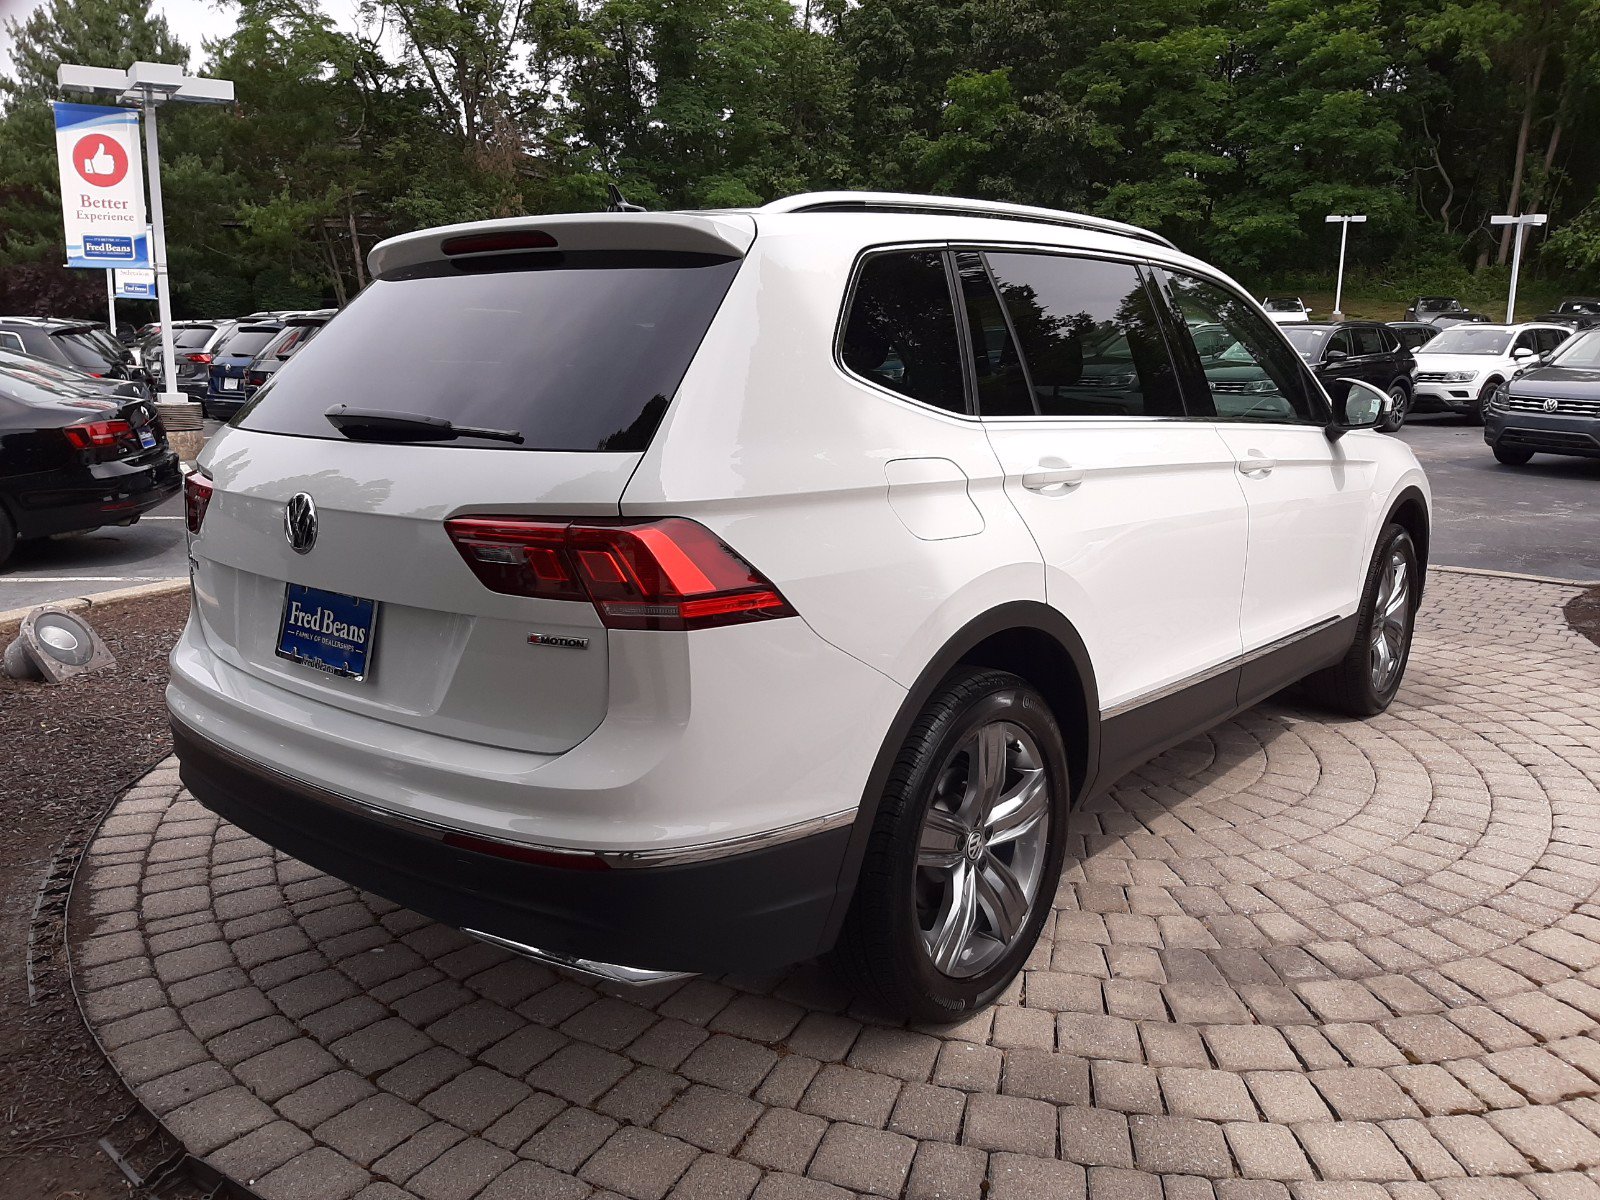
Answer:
[{"left": 368, "top": 212, "right": 757, "bottom": 281}]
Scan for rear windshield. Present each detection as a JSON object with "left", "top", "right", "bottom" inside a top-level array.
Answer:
[
  {"left": 236, "top": 249, "right": 743, "bottom": 451},
  {"left": 174, "top": 326, "right": 216, "bottom": 348},
  {"left": 51, "top": 332, "right": 118, "bottom": 370},
  {"left": 221, "top": 328, "right": 280, "bottom": 357}
]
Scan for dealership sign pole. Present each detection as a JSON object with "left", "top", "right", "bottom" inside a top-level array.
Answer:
[
  {"left": 57, "top": 63, "right": 233, "bottom": 413},
  {"left": 1324, "top": 213, "right": 1366, "bottom": 321}
]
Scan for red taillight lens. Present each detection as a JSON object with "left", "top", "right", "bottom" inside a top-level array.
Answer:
[
  {"left": 246, "top": 370, "right": 267, "bottom": 387},
  {"left": 185, "top": 352, "right": 213, "bottom": 364},
  {"left": 62, "top": 419, "right": 134, "bottom": 450},
  {"left": 441, "top": 831, "right": 608, "bottom": 871},
  {"left": 444, "top": 517, "right": 795, "bottom": 631},
  {"left": 184, "top": 470, "right": 213, "bottom": 534}
]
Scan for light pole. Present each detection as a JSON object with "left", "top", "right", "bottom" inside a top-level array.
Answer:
[
  {"left": 1325, "top": 213, "right": 1367, "bottom": 321},
  {"left": 1489, "top": 213, "right": 1547, "bottom": 324},
  {"left": 56, "top": 62, "right": 233, "bottom": 413}
]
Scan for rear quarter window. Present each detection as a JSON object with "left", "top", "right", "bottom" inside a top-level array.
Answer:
[{"left": 237, "top": 250, "right": 742, "bottom": 451}]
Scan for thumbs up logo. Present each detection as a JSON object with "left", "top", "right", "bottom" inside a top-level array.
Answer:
[{"left": 72, "top": 134, "right": 129, "bottom": 188}]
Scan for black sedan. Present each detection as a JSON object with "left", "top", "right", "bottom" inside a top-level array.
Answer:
[
  {"left": 1484, "top": 329, "right": 1600, "bottom": 465},
  {"left": 0, "top": 362, "right": 181, "bottom": 569},
  {"left": 1279, "top": 322, "right": 1417, "bottom": 430}
]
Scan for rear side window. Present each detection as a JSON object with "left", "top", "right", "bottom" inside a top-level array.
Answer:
[
  {"left": 52, "top": 332, "right": 117, "bottom": 371},
  {"left": 840, "top": 252, "right": 965, "bottom": 413},
  {"left": 0, "top": 332, "right": 22, "bottom": 353},
  {"left": 981, "top": 252, "right": 1184, "bottom": 418},
  {"left": 240, "top": 250, "right": 742, "bottom": 451},
  {"left": 1352, "top": 327, "right": 1385, "bottom": 357}
]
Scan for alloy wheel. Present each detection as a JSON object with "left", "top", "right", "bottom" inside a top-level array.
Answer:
[
  {"left": 1369, "top": 548, "right": 1411, "bottom": 694},
  {"left": 915, "top": 721, "right": 1051, "bottom": 979}
]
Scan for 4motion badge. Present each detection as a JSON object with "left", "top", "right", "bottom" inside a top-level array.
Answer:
[{"left": 527, "top": 633, "right": 589, "bottom": 650}]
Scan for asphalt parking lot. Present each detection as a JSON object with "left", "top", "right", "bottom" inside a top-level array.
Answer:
[
  {"left": 74, "top": 571, "right": 1600, "bottom": 1199},
  {"left": 2, "top": 417, "right": 1593, "bottom": 615},
  {"left": 1396, "top": 414, "right": 1599, "bottom": 582}
]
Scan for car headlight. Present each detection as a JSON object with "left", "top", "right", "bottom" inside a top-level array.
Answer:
[
  {"left": 1487, "top": 383, "right": 1509, "bottom": 409},
  {"left": 1244, "top": 380, "right": 1278, "bottom": 394},
  {"left": 1444, "top": 370, "right": 1478, "bottom": 382}
]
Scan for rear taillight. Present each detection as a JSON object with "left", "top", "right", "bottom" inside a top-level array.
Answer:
[
  {"left": 246, "top": 370, "right": 267, "bottom": 387},
  {"left": 445, "top": 517, "right": 795, "bottom": 631},
  {"left": 184, "top": 469, "right": 213, "bottom": 534},
  {"left": 63, "top": 418, "right": 134, "bottom": 451},
  {"left": 185, "top": 352, "right": 213, "bottom": 364}
]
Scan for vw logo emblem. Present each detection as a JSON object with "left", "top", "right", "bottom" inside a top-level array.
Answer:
[
  {"left": 1543, "top": 398, "right": 1560, "bottom": 413},
  {"left": 284, "top": 493, "right": 318, "bottom": 555},
  {"left": 963, "top": 829, "right": 985, "bottom": 862}
]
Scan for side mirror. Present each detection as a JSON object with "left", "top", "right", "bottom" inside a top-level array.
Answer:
[
  {"left": 1323, "top": 348, "right": 1349, "bottom": 363},
  {"left": 1326, "top": 378, "right": 1387, "bottom": 441},
  {"left": 1511, "top": 346, "right": 1534, "bottom": 359}
]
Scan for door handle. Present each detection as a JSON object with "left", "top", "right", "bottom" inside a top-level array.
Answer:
[
  {"left": 1021, "top": 465, "right": 1084, "bottom": 494},
  {"left": 1237, "top": 453, "right": 1276, "bottom": 476}
]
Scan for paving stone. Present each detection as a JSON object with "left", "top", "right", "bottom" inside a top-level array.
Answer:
[
  {"left": 961, "top": 1093, "right": 1056, "bottom": 1156},
  {"left": 521, "top": 1107, "right": 618, "bottom": 1172},
  {"left": 667, "top": 1154, "right": 762, "bottom": 1200},
  {"left": 904, "top": 1140, "right": 988, "bottom": 1200},
  {"left": 164, "top": 1084, "right": 276, "bottom": 1156},
  {"left": 1162, "top": 1068, "right": 1260, "bottom": 1121},
  {"left": 1483, "top": 1106, "right": 1600, "bottom": 1170},
  {"left": 208, "top": 1120, "right": 315, "bottom": 1185},
  {"left": 1001, "top": 1048, "right": 1090, "bottom": 1103},
  {"left": 1296, "top": 1122, "right": 1417, "bottom": 1182},
  {"left": 477, "top": 1159, "right": 593, "bottom": 1200},
  {"left": 654, "top": 1083, "right": 762, "bottom": 1154},
  {"left": 740, "top": 1107, "right": 829, "bottom": 1172},
  {"left": 408, "top": 1137, "right": 517, "bottom": 1200},
  {"left": 800, "top": 1063, "right": 901, "bottom": 1127},
  {"left": 1225, "top": 1122, "right": 1315, "bottom": 1180},
  {"left": 988, "top": 1153, "right": 1087, "bottom": 1200},
  {"left": 315, "top": 1094, "right": 431, "bottom": 1167},
  {"left": 1128, "top": 1115, "right": 1232, "bottom": 1178},
  {"left": 254, "top": 1146, "right": 369, "bottom": 1200},
  {"left": 808, "top": 1121, "right": 916, "bottom": 1196},
  {"left": 419, "top": 1065, "right": 531, "bottom": 1132},
  {"left": 579, "top": 1126, "right": 699, "bottom": 1200},
  {"left": 1089, "top": 1164, "right": 1164, "bottom": 1200},
  {"left": 1059, "top": 1106, "right": 1134, "bottom": 1168}
]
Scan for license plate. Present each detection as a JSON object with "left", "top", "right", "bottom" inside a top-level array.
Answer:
[
  {"left": 138, "top": 429, "right": 157, "bottom": 449},
  {"left": 276, "top": 584, "right": 377, "bottom": 680},
  {"left": 221, "top": 377, "right": 239, "bottom": 390}
]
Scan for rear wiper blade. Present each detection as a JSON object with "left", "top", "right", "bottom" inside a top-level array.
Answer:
[{"left": 324, "top": 404, "right": 524, "bottom": 445}]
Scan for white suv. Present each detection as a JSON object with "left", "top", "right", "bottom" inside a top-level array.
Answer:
[
  {"left": 1412, "top": 321, "right": 1572, "bottom": 422},
  {"left": 171, "top": 192, "right": 1431, "bottom": 1020}
]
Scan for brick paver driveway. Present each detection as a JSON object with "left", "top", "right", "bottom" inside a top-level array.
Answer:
[{"left": 72, "top": 570, "right": 1600, "bottom": 1200}]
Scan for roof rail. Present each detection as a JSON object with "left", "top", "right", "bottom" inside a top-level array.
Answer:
[{"left": 760, "top": 191, "right": 1176, "bottom": 250}]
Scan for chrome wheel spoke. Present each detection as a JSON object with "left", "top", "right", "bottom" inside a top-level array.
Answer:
[
  {"left": 986, "top": 769, "right": 1047, "bottom": 846},
  {"left": 918, "top": 807, "right": 967, "bottom": 870},
  {"left": 963, "top": 722, "right": 1008, "bottom": 825},
  {"left": 975, "top": 853, "right": 1030, "bottom": 944},
  {"left": 927, "top": 861, "right": 978, "bottom": 973},
  {"left": 1368, "top": 551, "right": 1410, "bottom": 692}
]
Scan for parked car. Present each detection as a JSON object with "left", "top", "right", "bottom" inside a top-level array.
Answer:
[
  {"left": 1388, "top": 321, "right": 1442, "bottom": 353},
  {"left": 242, "top": 310, "right": 336, "bottom": 399},
  {"left": 1412, "top": 322, "right": 1572, "bottom": 422},
  {"left": 203, "top": 321, "right": 287, "bottom": 419},
  {"left": 1261, "top": 296, "right": 1311, "bottom": 325},
  {"left": 1483, "top": 328, "right": 1600, "bottom": 464},
  {"left": 1404, "top": 296, "right": 1470, "bottom": 323},
  {"left": 1530, "top": 297, "right": 1600, "bottom": 331},
  {"left": 0, "top": 317, "right": 147, "bottom": 390},
  {"left": 170, "top": 192, "right": 1430, "bottom": 1020},
  {"left": 0, "top": 346, "right": 147, "bottom": 401},
  {"left": 0, "top": 360, "right": 180, "bottom": 568},
  {"left": 145, "top": 320, "right": 239, "bottom": 400},
  {"left": 1280, "top": 322, "right": 1416, "bottom": 430}
]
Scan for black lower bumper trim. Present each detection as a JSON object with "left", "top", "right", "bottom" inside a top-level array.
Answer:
[{"left": 172, "top": 720, "right": 852, "bottom": 975}]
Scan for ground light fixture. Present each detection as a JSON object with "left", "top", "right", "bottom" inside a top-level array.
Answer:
[
  {"left": 55, "top": 62, "right": 235, "bottom": 415},
  {"left": 1490, "top": 213, "right": 1548, "bottom": 324},
  {"left": 1325, "top": 214, "right": 1367, "bottom": 320},
  {"left": 1, "top": 607, "right": 115, "bottom": 683}
]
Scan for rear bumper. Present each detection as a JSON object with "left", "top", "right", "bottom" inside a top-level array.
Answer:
[
  {"left": 6, "top": 451, "right": 181, "bottom": 538},
  {"left": 172, "top": 717, "right": 852, "bottom": 974},
  {"left": 1485, "top": 410, "right": 1600, "bottom": 458}
]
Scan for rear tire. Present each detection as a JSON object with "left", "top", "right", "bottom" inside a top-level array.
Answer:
[
  {"left": 834, "top": 668, "right": 1070, "bottom": 1023},
  {"left": 1493, "top": 444, "right": 1534, "bottom": 465},
  {"left": 1300, "top": 524, "right": 1418, "bottom": 717}
]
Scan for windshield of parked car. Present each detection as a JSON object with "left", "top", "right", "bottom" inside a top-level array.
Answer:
[
  {"left": 1418, "top": 298, "right": 1462, "bottom": 312},
  {"left": 1281, "top": 327, "right": 1331, "bottom": 360},
  {"left": 237, "top": 249, "right": 744, "bottom": 452},
  {"left": 1558, "top": 299, "right": 1600, "bottom": 315},
  {"left": 1548, "top": 330, "right": 1600, "bottom": 367},
  {"left": 1423, "top": 327, "right": 1512, "bottom": 355},
  {"left": 1263, "top": 298, "right": 1302, "bottom": 312}
]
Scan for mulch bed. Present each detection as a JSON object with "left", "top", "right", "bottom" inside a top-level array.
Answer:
[
  {"left": 1567, "top": 586, "right": 1600, "bottom": 650},
  {"left": 0, "top": 590, "right": 203, "bottom": 1197}
]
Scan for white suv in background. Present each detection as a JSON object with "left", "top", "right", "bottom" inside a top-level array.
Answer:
[
  {"left": 171, "top": 192, "right": 1430, "bottom": 1020},
  {"left": 1412, "top": 321, "right": 1572, "bottom": 422}
]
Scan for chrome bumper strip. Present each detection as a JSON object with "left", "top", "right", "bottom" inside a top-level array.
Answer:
[{"left": 464, "top": 929, "right": 696, "bottom": 986}]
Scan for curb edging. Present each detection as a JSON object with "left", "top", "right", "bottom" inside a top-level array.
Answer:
[{"left": 0, "top": 577, "right": 189, "bottom": 636}]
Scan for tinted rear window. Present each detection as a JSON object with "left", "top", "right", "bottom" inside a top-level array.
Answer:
[
  {"left": 238, "top": 250, "right": 742, "bottom": 451},
  {"left": 52, "top": 332, "right": 117, "bottom": 370},
  {"left": 221, "top": 329, "right": 280, "bottom": 357},
  {"left": 174, "top": 326, "right": 216, "bottom": 348}
]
